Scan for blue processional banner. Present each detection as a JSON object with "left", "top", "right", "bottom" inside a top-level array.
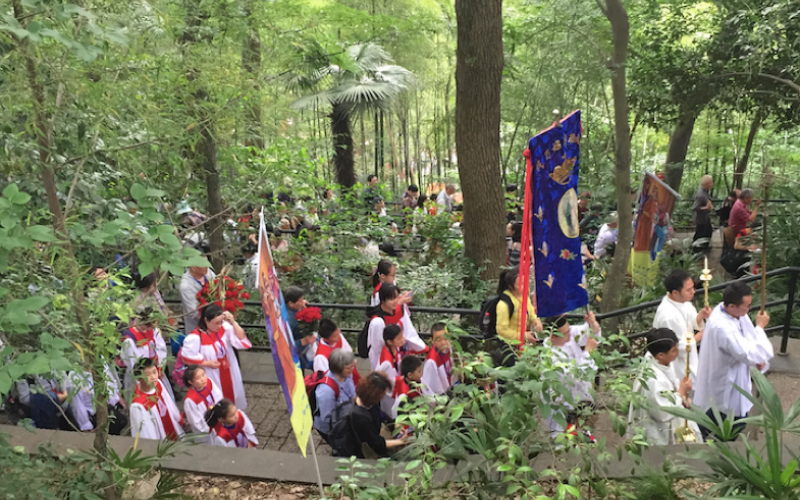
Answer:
[{"left": 527, "top": 110, "right": 588, "bottom": 318}]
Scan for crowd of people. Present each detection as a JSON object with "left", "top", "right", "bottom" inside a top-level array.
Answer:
[{"left": 1, "top": 173, "right": 776, "bottom": 460}]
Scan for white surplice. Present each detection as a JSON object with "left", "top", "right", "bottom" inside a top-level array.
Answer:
[
  {"left": 129, "top": 380, "right": 184, "bottom": 441},
  {"left": 183, "top": 378, "right": 224, "bottom": 442},
  {"left": 367, "top": 316, "right": 426, "bottom": 372},
  {"left": 694, "top": 303, "right": 774, "bottom": 417},
  {"left": 208, "top": 410, "right": 258, "bottom": 448},
  {"left": 65, "top": 367, "right": 121, "bottom": 432},
  {"left": 652, "top": 295, "right": 703, "bottom": 382},
  {"left": 627, "top": 353, "right": 703, "bottom": 445},
  {"left": 120, "top": 326, "right": 174, "bottom": 400},
  {"left": 181, "top": 321, "right": 251, "bottom": 410}
]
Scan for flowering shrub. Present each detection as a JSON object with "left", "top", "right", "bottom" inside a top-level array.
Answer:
[{"left": 197, "top": 276, "right": 251, "bottom": 314}]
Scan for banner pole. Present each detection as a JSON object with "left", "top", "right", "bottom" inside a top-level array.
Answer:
[
  {"left": 519, "top": 148, "right": 535, "bottom": 348},
  {"left": 308, "top": 437, "right": 325, "bottom": 497}
]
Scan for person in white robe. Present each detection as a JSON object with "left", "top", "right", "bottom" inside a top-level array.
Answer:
[
  {"left": 653, "top": 269, "right": 712, "bottom": 382},
  {"left": 420, "top": 323, "right": 453, "bottom": 396},
  {"left": 627, "top": 328, "right": 702, "bottom": 444},
  {"left": 66, "top": 366, "right": 122, "bottom": 432},
  {"left": 694, "top": 282, "right": 773, "bottom": 440},
  {"left": 182, "top": 365, "right": 223, "bottom": 443},
  {"left": 367, "top": 284, "right": 426, "bottom": 372},
  {"left": 206, "top": 399, "right": 258, "bottom": 448},
  {"left": 129, "top": 359, "right": 184, "bottom": 441},
  {"left": 370, "top": 262, "right": 422, "bottom": 350},
  {"left": 120, "top": 313, "right": 173, "bottom": 400},
  {"left": 542, "top": 313, "right": 601, "bottom": 438},
  {"left": 181, "top": 306, "right": 251, "bottom": 410}
]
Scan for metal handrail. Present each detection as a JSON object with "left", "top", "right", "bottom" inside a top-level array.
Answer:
[{"left": 163, "top": 267, "right": 799, "bottom": 354}]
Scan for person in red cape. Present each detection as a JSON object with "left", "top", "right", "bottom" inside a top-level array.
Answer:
[
  {"left": 366, "top": 284, "right": 427, "bottom": 371},
  {"left": 182, "top": 365, "right": 223, "bottom": 443},
  {"left": 129, "top": 358, "right": 184, "bottom": 441},
  {"left": 181, "top": 305, "right": 252, "bottom": 410},
  {"left": 313, "top": 319, "right": 361, "bottom": 385},
  {"left": 421, "top": 323, "right": 453, "bottom": 395},
  {"left": 205, "top": 398, "right": 258, "bottom": 448}
]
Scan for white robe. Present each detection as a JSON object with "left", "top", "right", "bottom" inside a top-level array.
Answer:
[
  {"left": 694, "top": 303, "right": 773, "bottom": 417},
  {"left": 183, "top": 379, "right": 224, "bottom": 442},
  {"left": 120, "top": 327, "right": 174, "bottom": 401},
  {"left": 367, "top": 316, "right": 426, "bottom": 372},
  {"left": 65, "top": 367, "right": 121, "bottom": 432},
  {"left": 421, "top": 350, "right": 452, "bottom": 396},
  {"left": 181, "top": 321, "right": 251, "bottom": 410},
  {"left": 208, "top": 410, "right": 258, "bottom": 448},
  {"left": 129, "top": 380, "right": 184, "bottom": 441},
  {"left": 652, "top": 295, "right": 703, "bottom": 381},
  {"left": 544, "top": 323, "right": 601, "bottom": 436},
  {"left": 313, "top": 336, "right": 354, "bottom": 374},
  {"left": 627, "top": 353, "right": 703, "bottom": 445}
]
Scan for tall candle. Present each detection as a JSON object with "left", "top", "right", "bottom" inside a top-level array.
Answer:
[{"left": 704, "top": 256, "right": 708, "bottom": 270}]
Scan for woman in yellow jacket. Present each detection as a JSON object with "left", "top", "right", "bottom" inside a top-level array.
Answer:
[{"left": 495, "top": 267, "right": 542, "bottom": 344}]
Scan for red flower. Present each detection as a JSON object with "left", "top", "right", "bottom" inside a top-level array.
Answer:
[
  {"left": 241, "top": 292, "right": 250, "bottom": 300},
  {"left": 225, "top": 290, "right": 235, "bottom": 298},
  {"left": 296, "top": 306, "right": 322, "bottom": 323},
  {"left": 227, "top": 281, "right": 235, "bottom": 290},
  {"left": 214, "top": 301, "right": 222, "bottom": 307}
]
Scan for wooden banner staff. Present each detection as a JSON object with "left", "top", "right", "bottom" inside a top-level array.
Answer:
[{"left": 760, "top": 167, "right": 770, "bottom": 314}]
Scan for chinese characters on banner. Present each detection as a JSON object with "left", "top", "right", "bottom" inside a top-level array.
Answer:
[{"left": 256, "top": 212, "right": 312, "bottom": 455}]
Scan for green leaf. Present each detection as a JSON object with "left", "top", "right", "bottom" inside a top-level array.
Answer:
[
  {"left": 50, "top": 357, "right": 73, "bottom": 372},
  {"left": 26, "top": 355, "right": 51, "bottom": 375},
  {"left": 158, "top": 232, "right": 180, "bottom": 247},
  {"left": 28, "top": 225, "right": 57, "bottom": 242},
  {"left": 138, "top": 261, "right": 155, "bottom": 278},
  {"left": 2, "top": 183, "right": 19, "bottom": 199},
  {"left": 145, "top": 188, "right": 166, "bottom": 198},
  {"left": 136, "top": 247, "right": 153, "bottom": 262},
  {"left": 14, "top": 296, "right": 50, "bottom": 311},
  {"left": 0, "top": 372, "right": 12, "bottom": 395},
  {"left": 11, "top": 191, "right": 31, "bottom": 205},
  {"left": 130, "top": 183, "right": 147, "bottom": 201}
]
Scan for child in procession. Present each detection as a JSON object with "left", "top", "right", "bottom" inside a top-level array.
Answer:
[
  {"left": 205, "top": 398, "right": 258, "bottom": 448},
  {"left": 129, "top": 359, "right": 184, "bottom": 441},
  {"left": 182, "top": 365, "right": 223, "bottom": 443}
]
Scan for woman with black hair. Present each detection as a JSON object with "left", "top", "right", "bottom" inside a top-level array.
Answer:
[
  {"left": 205, "top": 398, "right": 258, "bottom": 448},
  {"left": 181, "top": 305, "right": 251, "bottom": 409}
]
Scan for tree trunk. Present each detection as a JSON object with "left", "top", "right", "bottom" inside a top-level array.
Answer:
[
  {"left": 599, "top": 0, "right": 633, "bottom": 331},
  {"left": 388, "top": 111, "right": 400, "bottom": 186},
  {"left": 373, "top": 111, "right": 380, "bottom": 178},
  {"left": 732, "top": 110, "right": 765, "bottom": 190},
  {"left": 415, "top": 93, "right": 422, "bottom": 188},
  {"left": 331, "top": 105, "right": 356, "bottom": 187},
  {"left": 379, "top": 109, "right": 385, "bottom": 178},
  {"left": 360, "top": 113, "right": 367, "bottom": 176},
  {"left": 663, "top": 108, "right": 698, "bottom": 192},
  {"left": 402, "top": 104, "right": 411, "bottom": 182},
  {"left": 13, "top": 4, "right": 116, "bottom": 495},
  {"left": 241, "top": 3, "right": 264, "bottom": 149},
  {"left": 444, "top": 69, "right": 453, "bottom": 168},
  {"left": 455, "top": 0, "right": 507, "bottom": 280},
  {"left": 199, "top": 106, "right": 225, "bottom": 271}
]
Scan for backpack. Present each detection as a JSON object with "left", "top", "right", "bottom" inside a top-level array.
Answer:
[
  {"left": 328, "top": 400, "right": 357, "bottom": 456},
  {"left": 357, "top": 307, "right": 388, "bottom": 359},
  {"left": 171, "top": 348, "right": 187, "bottom": 388},
  {"left": 304, "top": 371, "right": 340, "bottom": 417},
  {"left": 479, "top": 293, "right": 515, "bottom": 339}
]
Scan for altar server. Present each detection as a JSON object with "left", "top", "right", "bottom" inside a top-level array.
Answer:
[
  {"left": 206, "top": 398, "right": 258, "bottom": 448},
  {"left": 181, "top": 305, "right": 251, "bottom": 410},
  {"left": 421, "top": 323, "right": 453, "bottom": 395},
  {"left": 182, "top": 365, "right": 223, "bottom": 442},
  {"left": 694, "top": 282, "right": 773, "bottom": 440},
  {"left": 129, "top": 359, "right": 184, "bottom": 441},
  {"left": 627, "top": 328, "right": 702, "bottom": 444},
  {"left": 652, "top": 269, "right": 712, "bottom": 381}
]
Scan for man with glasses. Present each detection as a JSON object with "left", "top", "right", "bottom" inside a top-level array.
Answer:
[{"left": 694, "top": 281, "right": 773, "bottom": 441}]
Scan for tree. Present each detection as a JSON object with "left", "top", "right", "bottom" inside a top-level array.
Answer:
[
  {"left": 597, "top": 0, "right": 633, "bottom": 324},
  {"left": 290, "top": 43, "right": 414, "bottom": 188},
  {"left": 454, "top": 0, "right": 507, "bottom": 280}
]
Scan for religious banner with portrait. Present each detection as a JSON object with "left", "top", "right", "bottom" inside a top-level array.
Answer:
[
  {"left": 630, "top": 172, "right": 679, "bottom": 286},
  {"left": 256, "top": 212, "right": 312, "bottom": 455},
  {"left": 526, "top": 110, "right": 588, "bottom": 318}
]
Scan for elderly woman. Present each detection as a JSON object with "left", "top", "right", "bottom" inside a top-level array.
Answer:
[{"left": 314, "top": 349, "right": 357, "bottom": 439}]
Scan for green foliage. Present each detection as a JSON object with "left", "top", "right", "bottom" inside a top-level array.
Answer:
[{"left": 663, "top": 369, "right": 800, "bottom": 500}]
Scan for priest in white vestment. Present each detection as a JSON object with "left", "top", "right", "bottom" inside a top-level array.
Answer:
[{"left": 694, "top": 282, "right": 773, "bottom": 440}]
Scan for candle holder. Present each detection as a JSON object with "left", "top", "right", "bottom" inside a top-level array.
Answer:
[
  {"left": 675, "top": 325, "right": 697, "bottom": 443},
  {"left": 700, "top": 262, "right": 713, "bottom": 309}
]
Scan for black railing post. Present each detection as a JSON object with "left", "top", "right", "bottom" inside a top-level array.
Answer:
[{"left": 779, "top": 269, "right": 797, "bottom": 356}]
